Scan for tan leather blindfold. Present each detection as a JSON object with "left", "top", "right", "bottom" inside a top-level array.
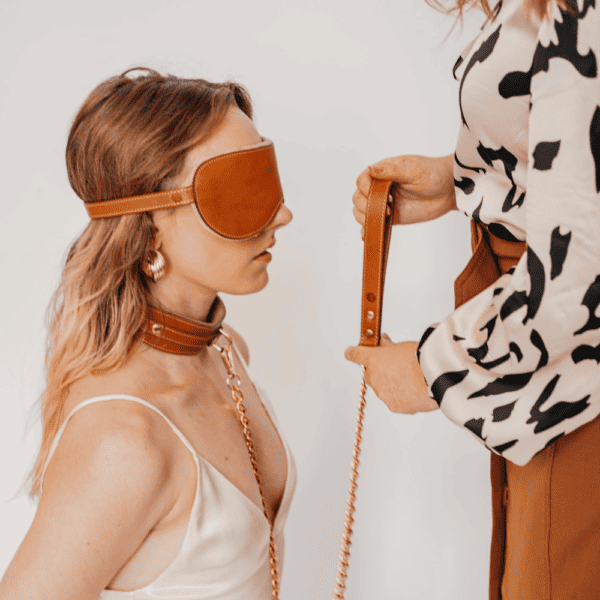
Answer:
[{"left": 84, "top": 139, "right": 284, "bottom": 240}]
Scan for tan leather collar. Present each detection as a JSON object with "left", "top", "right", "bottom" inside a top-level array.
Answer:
[{"left": 142, "top": 297, "right": 226, "bottom": 355}]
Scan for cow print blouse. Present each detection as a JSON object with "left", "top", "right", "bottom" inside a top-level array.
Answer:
[{"left": 416, "top": 0, "right": 600, "bottom": 466}]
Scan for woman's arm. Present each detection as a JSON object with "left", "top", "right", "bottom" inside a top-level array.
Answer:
[
  {"left": 416, "top": 2, "right": 600, "bottom": 466},
  {"left": 0, "top": 401, "right": 175, "bottom": 600}
]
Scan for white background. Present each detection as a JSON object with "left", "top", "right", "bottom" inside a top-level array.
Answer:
[{"left": 0, "top": 1, "right": 490, "bottom": 598}]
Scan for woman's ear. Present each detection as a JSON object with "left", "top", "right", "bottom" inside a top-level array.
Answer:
[
  {"left": 153, "top": 225, "right": 163, "bottom": 251},
  {"left": 148, "top": 211, "right": 166, "bottom": 251}
]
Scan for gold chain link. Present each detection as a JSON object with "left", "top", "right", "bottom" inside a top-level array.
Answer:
[
  {"left": 333, "top": 366, "right": 368, "bottom": 599},
  {"left": 213, "top": 330, "right": 366, "bottom": 600},
  {"left": 213, "top": 330, "right": 280, "bottom": 600}
]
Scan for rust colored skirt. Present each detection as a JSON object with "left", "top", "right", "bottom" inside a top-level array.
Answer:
[{"left": 454, "top": 220, "right": 600, "bottom": 600}]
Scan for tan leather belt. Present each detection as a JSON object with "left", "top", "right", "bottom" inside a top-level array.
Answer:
[{"left": 454, "top": 220, "right": 527, "bottom": 309}]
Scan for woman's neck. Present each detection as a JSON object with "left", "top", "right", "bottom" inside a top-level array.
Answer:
[{"left": 149, "top": 278, "right": 218, "bottom": 323}]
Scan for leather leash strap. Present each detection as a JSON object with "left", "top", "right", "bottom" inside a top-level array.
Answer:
[
  {"left": 333, "top": 177, "right": 395, "bottom": 599},
  {"left": 360, "top": 178, "right": 395, "bottom": 346}
]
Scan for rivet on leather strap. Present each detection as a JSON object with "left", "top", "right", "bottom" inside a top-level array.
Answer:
[
  {"left": 359, "top": 179, "right": 394, "bottom": 347},
  {"left": 141, "top": 297, "right": 226, "bottom": 355}
]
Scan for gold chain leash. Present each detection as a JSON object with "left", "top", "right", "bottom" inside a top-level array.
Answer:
[
  {"left": 212, "top": 330, "right": 281, "bottom": 600},
  {"left": 332, "top": 180, "right": 393, "bottom": 597},
  {"left": 212, "top": 332, "right": 367, "bottom": 600},
  {"left": 333, "top": 366, "right": 368, "bottom": 599}
]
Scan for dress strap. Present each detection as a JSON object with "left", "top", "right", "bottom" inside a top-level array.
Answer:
[
  {"left": 231, "top": 338, "right": 249, "bottom": 368},
  {"left": 228, "top": 340, "right": 283, "bottom": 437},
  {"left": 40, "top": 395, "right": 198, "bottom": 492}
]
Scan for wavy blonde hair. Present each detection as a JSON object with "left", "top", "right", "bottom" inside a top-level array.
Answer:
[
  {"left": 425, "top": 0, "right": 573, "bottom": 21},
  {"left": 29, "top": 68, "right": 252, "bottom": 497}
]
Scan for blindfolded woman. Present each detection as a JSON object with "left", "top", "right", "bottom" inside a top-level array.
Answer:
[{"left": 0, "top": 68, "right": 295, "bottom": 600}]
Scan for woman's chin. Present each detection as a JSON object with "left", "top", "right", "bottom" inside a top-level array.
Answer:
[
  {"left": 223, "top": 272, "right": 269, "bottom": 296},
  {"left": 248, "top": 272, "right": 270, "bottom": 294}
]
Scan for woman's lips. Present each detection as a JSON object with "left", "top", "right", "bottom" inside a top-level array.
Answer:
[
  {"left": 254, "top": 251, "right": 272, "bottom": 262},
  {"left": 254, "top": 240, "right": 275, "bottom": 261}
]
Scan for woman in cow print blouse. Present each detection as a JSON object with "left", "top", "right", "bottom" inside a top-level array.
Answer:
[
  {"left": 348, "top": 0, "right": 600, "bottom": 465},
  {"left": 347, "top": 0, "right": 600, "bottom": 595}
]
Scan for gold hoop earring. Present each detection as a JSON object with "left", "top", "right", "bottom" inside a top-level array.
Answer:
[{"left": 144, "top": 249, "right": 166, "bottom": 282}]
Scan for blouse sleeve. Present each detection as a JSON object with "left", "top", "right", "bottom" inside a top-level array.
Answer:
[{"left": 416, "top": 1, "right": 600, "bottom": 466}]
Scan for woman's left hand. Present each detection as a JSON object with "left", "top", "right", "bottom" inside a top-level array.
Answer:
[{"left": 345, "top": 336, "right": 439, "bottom": 414}]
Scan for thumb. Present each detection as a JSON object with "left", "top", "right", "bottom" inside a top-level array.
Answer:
[
  {"left": 380, "top": 333, "right": 394, "bottom": 345},
  {"left": 345, "top": 345, "right": 370, "bottom": 366}
]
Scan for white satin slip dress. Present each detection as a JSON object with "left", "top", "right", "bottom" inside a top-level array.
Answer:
[{"left": 40, "top": 345, "right": 297, "bottom": 600}]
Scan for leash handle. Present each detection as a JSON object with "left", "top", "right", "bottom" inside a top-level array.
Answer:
[
  {"left": 333, "top": 178, "right": 395, "bottom": 599},
  {"left": 360, "top": 179, "right": 395, "bottom": 346}
]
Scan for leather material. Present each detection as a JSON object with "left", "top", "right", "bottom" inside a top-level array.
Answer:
[
  {"left": 454, "top": 220, "right": 526, "bottom": 310},
  {"left": 141, "top": 296, "right": 226, "bottom": 355},
  {"left": 360, "top": 179, "right": 394, "bottom": 347},
  {"left": 453, "top": 221, "right": 523, "bottom": 600},
  {"left": 84, "top": 139, "right": 284, "bottom": 241},
  {"left": 193, "top": 141, "right": 284, "bottom": 240},
  {"left": 454, "top": 220, "right": 600, "bottom": 600},
  {"left": 84, "top": 188, "right": 195, "bottom": 219}
]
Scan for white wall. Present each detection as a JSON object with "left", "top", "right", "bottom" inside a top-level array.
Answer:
[{"left": 0, "top": 1, "right": 490, "bottom": 598}]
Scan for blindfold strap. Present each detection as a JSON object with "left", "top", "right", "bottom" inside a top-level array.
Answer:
[
  {"left": 83, "top": 140, "right": 282, "bottom": 232},
  {"left": 85, "top": 187, "right": 194, "bottom": 219}
]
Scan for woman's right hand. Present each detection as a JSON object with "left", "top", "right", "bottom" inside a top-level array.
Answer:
[{"left": 352, "top": 154, "right": 457, "bottom": 230}]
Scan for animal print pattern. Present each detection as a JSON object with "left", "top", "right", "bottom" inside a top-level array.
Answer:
[{"left": 416, "top": 0, "right": 600, "bottom": 465}]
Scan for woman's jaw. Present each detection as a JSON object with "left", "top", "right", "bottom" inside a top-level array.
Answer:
[{"left": 146, "top": 106, "right": 292, "bottom": 323}]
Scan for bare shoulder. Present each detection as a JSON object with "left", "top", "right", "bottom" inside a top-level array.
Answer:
[
  {"left": 222, "top": 323, "right": 250, "bottom": 365},
  {"left": 7, "top": 400, "right": 181, "bottom": 599},
  {"left": 42, "top": 399, "right": 176, "bottom": 511}
]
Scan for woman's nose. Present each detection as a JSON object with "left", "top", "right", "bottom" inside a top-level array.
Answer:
[{"left": 272, "top": 204, "right": 293, "bottom": 230}]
